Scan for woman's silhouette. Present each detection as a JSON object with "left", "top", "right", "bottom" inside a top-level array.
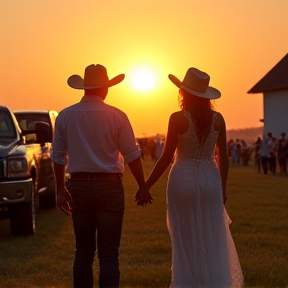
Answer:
[{"left": 136, "top": 67, "right": 244, "bottom": 287}]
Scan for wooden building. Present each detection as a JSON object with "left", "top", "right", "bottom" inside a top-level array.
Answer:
[{"left": 248, "top": 53, "right": 288, "bottom": 138}]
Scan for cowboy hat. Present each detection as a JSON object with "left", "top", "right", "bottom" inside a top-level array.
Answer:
[
  {"left": 168, "top": 67, "right": 221, "bottom": 99},
  {"left": 68, "top": 64, "right": 125, "bottom": 89}
]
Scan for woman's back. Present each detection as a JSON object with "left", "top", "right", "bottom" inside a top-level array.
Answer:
[
  {"left": 139, "top": 67, "right": 244, "bottom": 287},
  {"left": 176, "top": 110, "right": 219, "bottom": 161}
]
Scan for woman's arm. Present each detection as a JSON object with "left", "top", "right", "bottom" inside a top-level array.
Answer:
[
  {"left": 216, "top": 113, "right": 229, "bottom": 204},
  {"left": 135, "top": 112, "right": 185, "bottom": 205},
  {"left": 145, "top": 113, "right": 179, "bottom": 189}
]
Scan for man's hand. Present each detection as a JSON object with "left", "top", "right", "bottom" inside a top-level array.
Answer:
[
  {"left": 135, "top": 185, "right": 153, "bottom": 207},
  {"left": 57, "top": 187, "right": 72, "bottom": 216}
]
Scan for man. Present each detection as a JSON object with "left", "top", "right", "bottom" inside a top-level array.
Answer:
[
  {"left": 51, "top": 64, "right": 152, "bottom": 288},
  {"left": 267, "top": 132, "right": 275, "bottom": 173},
  {"left": 258, "top": 135, "right": 271, "bottom": 174}
]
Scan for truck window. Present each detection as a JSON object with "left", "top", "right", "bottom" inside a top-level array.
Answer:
[{"left": 0, "top": 112, "right": 17, "bottom": 138}]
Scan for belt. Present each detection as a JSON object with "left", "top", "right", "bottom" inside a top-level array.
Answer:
[{"left": 69, "top": 172, "right": 122, "bottom": 181}]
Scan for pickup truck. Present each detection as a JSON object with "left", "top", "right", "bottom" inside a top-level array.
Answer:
[
  {"left": 13, "top": 110, "right": 58, "bottom": 210},
  {"left": 0, "top": 106, "right": 57, "bottom": 236}
]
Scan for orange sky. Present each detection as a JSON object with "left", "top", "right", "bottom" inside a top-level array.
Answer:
[{"left": 0, "top": 0, "right": 287, "bottom": 137}]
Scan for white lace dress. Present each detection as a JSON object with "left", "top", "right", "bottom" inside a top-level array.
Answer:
[{"left": 166, "top": 110, "right": 244, "bottom": 288}]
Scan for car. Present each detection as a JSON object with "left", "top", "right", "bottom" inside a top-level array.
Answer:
[
  {"left": 0, "top": 105, "right": 53, "bottom": 236},
  {"left": 13, "top": 110, "right": 58, "bottom": 210}
]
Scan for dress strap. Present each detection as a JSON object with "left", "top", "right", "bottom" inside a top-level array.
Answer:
[{"left": 183, "top": 110, "right": 192, "bottom": 124}]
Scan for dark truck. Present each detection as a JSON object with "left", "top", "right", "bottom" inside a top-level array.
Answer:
[
  {"left": 13, "top": 110, "right": 58, "bottom": 210},
  {"left": 0, "top": 106, "right": 57, "bottom": 236}
]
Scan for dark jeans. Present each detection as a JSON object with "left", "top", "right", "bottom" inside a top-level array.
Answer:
[
  {"left": 269, "top": 156, "right": 276, "bottom": 173},
  {"left": 67, "top": 177, "right": 125, "bottom": 288}
]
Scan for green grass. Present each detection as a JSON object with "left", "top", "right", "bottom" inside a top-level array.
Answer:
[{"left": 0, "top": 159, "right": 287, "bottom": 288}]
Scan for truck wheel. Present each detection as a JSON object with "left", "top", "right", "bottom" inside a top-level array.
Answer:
[
  {"left": 39, "top": 194, "right": 56, "bottom": 209},
  {"left": 9, "top": 199, "right": 35, "bottom": 237}
]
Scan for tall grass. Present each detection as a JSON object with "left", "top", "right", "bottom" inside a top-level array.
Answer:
[{"left": 0, "top": 159, "right": 287, "bottom": 288}]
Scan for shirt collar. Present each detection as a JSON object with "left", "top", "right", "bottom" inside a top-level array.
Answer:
[{"left": 80, "top": 95, "right": 104, "bottom": 103}]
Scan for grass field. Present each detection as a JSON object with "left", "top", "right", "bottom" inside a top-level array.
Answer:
[{"left": 0, "top": 159, "right": 287, "bottom": 288}]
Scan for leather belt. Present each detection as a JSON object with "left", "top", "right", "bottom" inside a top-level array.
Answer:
[{"left": 70, "top": 172, "right": 122, "bottom": 181}]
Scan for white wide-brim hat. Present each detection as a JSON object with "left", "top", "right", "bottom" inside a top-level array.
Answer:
[
  {"left": 68, "top": 64, "right": 125, "bottom": 89},
  {"left": 168, "top": 67, "right": 221, "bottom": 99}
]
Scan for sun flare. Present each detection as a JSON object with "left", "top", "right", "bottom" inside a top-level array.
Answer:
[{"left": 132, "top": 70, "right": 155, "bottom": 91}]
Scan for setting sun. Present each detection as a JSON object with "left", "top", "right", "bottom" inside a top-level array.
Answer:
[{"left": 132, "top": 70, "right": 155, "bottom": 91}]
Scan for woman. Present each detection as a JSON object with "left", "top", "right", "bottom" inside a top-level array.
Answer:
[{"left": 136, "top": 68, "right": 244, "bottom": 287}]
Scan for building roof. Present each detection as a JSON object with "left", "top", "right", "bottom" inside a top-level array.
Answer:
[{"left": 247, "top": 53, "right": 288, "bottom": 94}]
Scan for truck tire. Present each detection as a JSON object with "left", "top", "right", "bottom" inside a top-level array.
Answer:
[{"left": 9, "top": 199, "right": 35, "bottom": 237}]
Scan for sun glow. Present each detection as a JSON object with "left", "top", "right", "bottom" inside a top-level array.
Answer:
[{"left": 132, "top": 70, "right": 155, "bottom": 91}]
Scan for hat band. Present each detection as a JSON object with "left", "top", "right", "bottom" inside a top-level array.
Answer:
[
  {"left": 83, "top": 81, "right": 109, "bottom": 87},
  {"left": 181, "top": 83, "right": 208, "bottom": 93}
]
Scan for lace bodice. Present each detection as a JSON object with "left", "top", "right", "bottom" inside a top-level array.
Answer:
[{"left": 176, "top": 110, "right": 219, "bottom": 161}]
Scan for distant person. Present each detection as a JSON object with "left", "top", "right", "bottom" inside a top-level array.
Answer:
[
  {"left": 235, "top": 139, "right": 242, "bottom": 164},
  {"left": 240, "top": 139, "right": 250, "bottom": 166},
  {"left": 136, "top": 67, "right": 244, "bottom": 287},
  {"left": 52, "top": 64, "right": 152, "bottom": 288},
  {"left": 230, "top": 140, "right": 238, "bottom": 164},
  {"left": 137, "top": 138, "right": 145, "bottom": 160},
  {"left": 258, "top": 135, "right": 271, "bottom": 174},
  {"left": 254, "top": 137, "right": 262, "bottom": 172},
  {"left": 267, "top": 132, "right": 273, "bottom": 172},
  {"left": 269, "top": 137, "right": 278, "bottom": 173},
  {"left": 149, "top": 139, "right": 157, "bottom": 160},
  {"left": 277, "top": 139, "right": 287, "bottom": 174},
  {"left": 227, "top": 139, "right": 233, "bottom": 159},
  {"left": 154, "top": 134, "right": 164, "bottom": 162}
]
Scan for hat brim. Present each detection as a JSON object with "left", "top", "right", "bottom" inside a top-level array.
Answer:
[
  {"left": 68, "top": 74, "right": 125, "bottom": 90},
  {"left": 168, "top": 74, "right": 221, "bottom": 100}
]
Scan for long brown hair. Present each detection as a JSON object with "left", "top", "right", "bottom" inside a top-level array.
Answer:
[{"left": 179, "top": 88, "right": 214, "bottom": 143}]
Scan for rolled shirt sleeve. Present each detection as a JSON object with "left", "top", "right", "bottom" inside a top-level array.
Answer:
[
  {"left": 122, "top": 149, "right": 141, "bottom": 163},
  {"left": 118, "top": 114, "right": 141, "bottom": 163}
]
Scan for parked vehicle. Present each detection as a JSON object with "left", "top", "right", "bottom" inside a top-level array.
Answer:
[
  {"left": 13, "top": 110, "right": 58, "bottom": 210},
  {"left": 0, "top": 106, "right": 53, "bottom": 236}
]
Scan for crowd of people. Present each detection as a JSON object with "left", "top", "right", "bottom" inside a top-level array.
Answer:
[
  {"left": 227, "top": 139, "right": 251, "bottom": 166},
  {"left": 227, "top": 133, "right": 288, "bottom": 175},
  {"left": 253, "top": 132, "right": 288, "bottom": 175},
  {"left": 136, "top": 134, "right": 164, "bottom": 162}
]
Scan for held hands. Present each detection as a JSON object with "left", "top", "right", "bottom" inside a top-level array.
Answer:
[
  {"left": 57, "top": 187, "right": 73, "bottom": 216},
  {"left": 135, "top": 185, "right": 153, "bottom": 207}
]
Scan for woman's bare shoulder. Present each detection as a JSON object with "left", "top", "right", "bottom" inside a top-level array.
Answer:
[
  {"left": 168, "top": 111, "right": 179, "bottom": 121},
  {"left": 170, "top": 110, "right": 185, "bottom": 119},
  {"left": 214, "top": 111, "right": 225, "bottom": 122},
  {"left": 171, "top": 110, "right": 183, "bottom": 116},
  {"left": 170, "top": 111, "right": 189, "bottom": 135}
]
